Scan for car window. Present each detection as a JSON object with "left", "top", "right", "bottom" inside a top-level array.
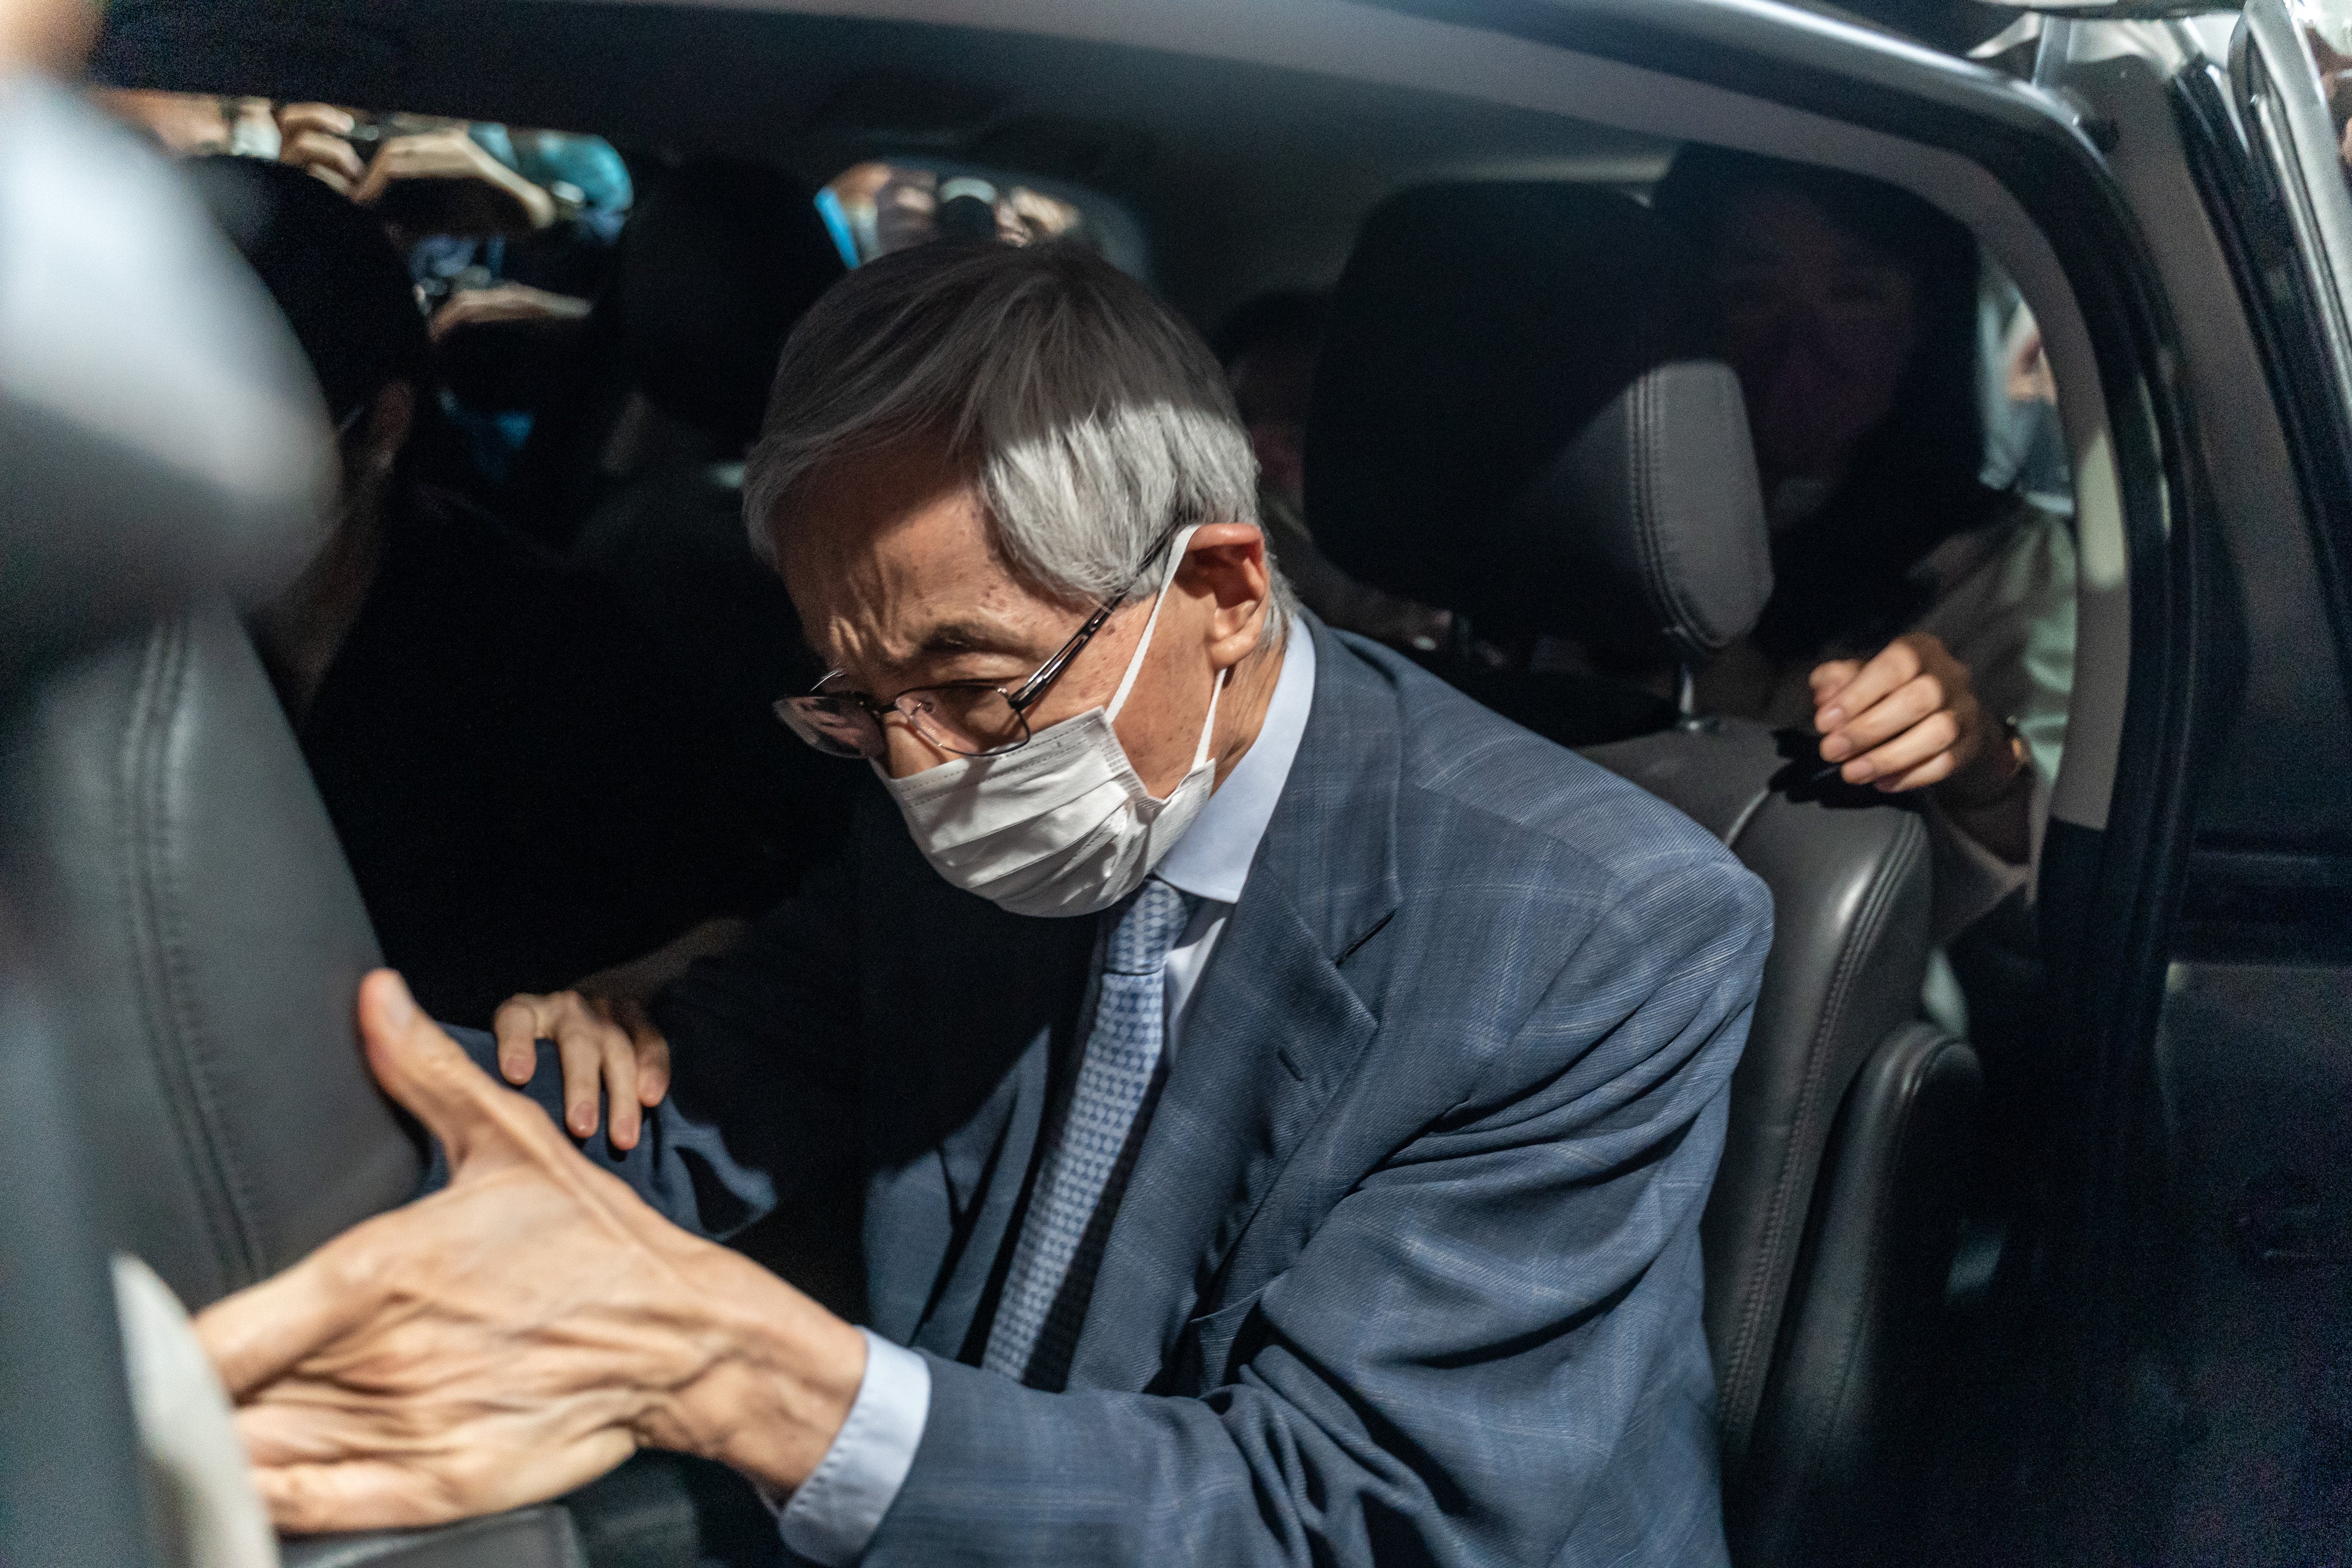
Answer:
[
  {"left": 1980, "top": 275, "right": 2072, "bottom": 516},
  {"left": 816, "top": 158, "right": 1144, "bottom": 275},
  {"left": 89, "top": 92, "right": 642, "bottom": 506},
  {"left": 2241, "top": 2, "right": 2352, "bottom": 452}
]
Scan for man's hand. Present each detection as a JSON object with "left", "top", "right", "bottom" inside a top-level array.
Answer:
[
  {"left": 493, "top": 917, "right": 746, "bottom": 1150},
  {"left": 493, "top": 989, "right": 670, "bottom": 1151},
  {"left": 1810, "top": 632, "right": 2016, "bottom": 797},
  {"left": 193, "top": 971, "right": 864, "bottom": 1532}
]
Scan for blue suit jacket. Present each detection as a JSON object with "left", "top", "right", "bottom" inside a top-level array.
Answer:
[{"left": 630, "top": 617, "right": 1772, "bottom": 1567}]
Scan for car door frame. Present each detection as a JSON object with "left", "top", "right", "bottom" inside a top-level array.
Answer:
[{"left": 1356, "top": 1, "right": 2226, "bottom": 1556}]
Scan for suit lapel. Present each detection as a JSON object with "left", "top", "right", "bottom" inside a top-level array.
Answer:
[
  {"left": 1062, "top": 618, "right": 1403, "bottom": 1392},
  {"left": 894, "top": 1026, "right": 1055, "bottom": 1356},
  {"left": 851, "top": 792, "right": 1093, "bottom": 1350}
]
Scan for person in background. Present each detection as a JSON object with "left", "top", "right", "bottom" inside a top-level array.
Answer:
[
  {"left": 276, "top": 103, "right": 630, "bottom": 496},
  {"left": 1215, "top": 290, "right": 1454, "bottom": 652},
  {"left": 274, "top": 104, "right": 632, "bottom": 319},
  {"left": 1653, "top": 146, "right": 2076, "bottom": 944},
  {"left": 184, "top": 154, "right": 763, "bottom": 1057}
]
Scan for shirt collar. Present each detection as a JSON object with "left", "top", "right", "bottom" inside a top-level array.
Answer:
[{"left": 1153, "top": 623, "right": 1316, "bottom": 907}]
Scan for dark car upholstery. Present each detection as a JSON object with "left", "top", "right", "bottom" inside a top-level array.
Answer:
[
  {"left": 0, "top": 103, "right": 584, "bottom": 1558},
  {"left": 1309, "top": 181, "right": 1983, "bottom": 1566},
  {"left": 570, "top": 159, "right": 861, "bottom": 897}
]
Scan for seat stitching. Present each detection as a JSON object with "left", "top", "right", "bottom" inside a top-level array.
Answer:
[
  {"left": 1641, "top": 368, "right": 1715, "bottom": 659},
  {"left": 1783, "top": 1031, "right": 1963, "bottom": 1527},
  {"left": 149, "top": 627, "right": 271, "bottom": 1283},
  {"left": 1632, "top": 373, "right": 1691, "bottom": 658},
  {"left": 1720, "top": 815, "right": 1926, "bottom": 1447},
  {"left": 119, "top": 619, "right": 252, "bottom": 1283},
  {"left": 1729, "top": 822, "right": 1920, "bottom": 1395}
]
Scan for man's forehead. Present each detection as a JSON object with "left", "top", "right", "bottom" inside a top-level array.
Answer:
[
  {"left": 776, "top": 452, "right": 1062, "bottom": 666},
  {"left": 777, "top": 444, "right": 988, "bottom": 589}
]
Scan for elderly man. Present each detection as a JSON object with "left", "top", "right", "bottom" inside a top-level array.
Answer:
[{"left": 197, "top": 240, "right": 1772, "bottom": 1567}]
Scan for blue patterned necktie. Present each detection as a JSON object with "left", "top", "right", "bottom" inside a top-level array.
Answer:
[{"left": 983, "top": 877, "right": 1193, "bottom": 1386}]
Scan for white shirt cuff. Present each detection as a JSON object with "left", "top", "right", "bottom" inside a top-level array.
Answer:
[{"left": 770, "top": 1329, "right": 931, "bottom": 1566}]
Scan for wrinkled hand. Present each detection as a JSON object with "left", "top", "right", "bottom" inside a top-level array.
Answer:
[
  {"left": 276, "top": 103, "right": 368, "bottom": 196},
  {"left": 1810, "top": 632, "right": 2016, "bottom": 798},
  {"left": 492, "top": 988, "right": 670, "bottom": 1151},
  {"left": 194, "top": 971, "right": 861, "bottom": 1532}
]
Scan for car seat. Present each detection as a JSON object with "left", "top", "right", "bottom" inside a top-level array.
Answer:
[
  {"left": 569, "top": 159, "right": 861, "bottom": 898},
  {"left": 0, "top": 82, "right": 584, "bottom": 1568},
  {"left": 1309, "top": 182, "right": 1984, "bottom": 1566}
]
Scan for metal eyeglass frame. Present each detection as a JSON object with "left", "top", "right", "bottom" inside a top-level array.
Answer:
[{"left": 778, "top": 520, "right": 1183, "bottom": 759}]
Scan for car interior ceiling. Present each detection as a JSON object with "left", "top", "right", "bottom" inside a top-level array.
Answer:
[
  {"left": 98, "top": 0, "right": 2126, "bottom": 776},
  {"left": 56, "top": 2, "right": 2128, "bottom": 1562}
]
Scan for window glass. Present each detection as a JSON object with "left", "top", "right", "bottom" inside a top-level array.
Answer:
[
  {"left": 817, "top": 159, "right": 1130, "bottom": 270},
  {"left": 1980, "top": 275, "right": 2072, "bottom": 515},
  {"left": 86, "top": 92, "right": 632, "bottom": 302},
  {"left": 88, "top": 90, "right": 636, "bottom": 486},
  {"left": 2241, "top": 1, "right": 2352, "bottom": 476}
]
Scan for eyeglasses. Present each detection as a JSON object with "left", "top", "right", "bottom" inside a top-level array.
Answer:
[{"left": 775, "top": 523, "right": 1181, "bottom": 761}]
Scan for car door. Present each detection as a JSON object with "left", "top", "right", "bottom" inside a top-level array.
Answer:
[{"left": 2070, "top": 4, "right": 2352, "bottom": 1562}]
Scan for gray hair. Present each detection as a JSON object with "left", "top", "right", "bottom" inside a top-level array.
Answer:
[{"left": 743, "top": 240, "right": 1292, "bottom": 634}]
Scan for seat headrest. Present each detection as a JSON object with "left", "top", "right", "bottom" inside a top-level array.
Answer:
[
  {"left": 1307, "top": 182, "right": 1770, "bottom": 666},
  {"left": 1, "top": 600, "right": 420, "bottom": 1310},
  {"left": 0, "top": 82, "right": 332, "bottom": 690},
  {"left": 617, "top": 160, "right": 847, "bottom": 447},
  {"left": 182, "top": 155, "right": 430, "bottom": 431}
]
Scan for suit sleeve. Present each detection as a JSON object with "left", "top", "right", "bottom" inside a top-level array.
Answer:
[
  {"left": 860, "top": 852, "right": 1773, "bottom": 1568},
  {"left": 640, "top": 844, "right": 867, "bottom": 1233}
]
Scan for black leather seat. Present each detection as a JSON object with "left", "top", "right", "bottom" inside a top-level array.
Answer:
[
  {"left": 0, "top": 78, "right": 343, "bottom": 1568},
  {"left": 0, "top": 84, "right": 584, "bottom": 1568},
  {"left": 569, "top": 160, "right": 860, "bottom": 897},
  {"left": 2, "top": 601, "right": 421, "bottom": 1306},
  {"left": 1310, "top": 182, "right": 1983, "bottom": 1566}
]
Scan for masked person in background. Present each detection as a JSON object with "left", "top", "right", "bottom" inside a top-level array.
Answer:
[{"left": 1653, "top": 146, "right": 2077, "bottom": 944}]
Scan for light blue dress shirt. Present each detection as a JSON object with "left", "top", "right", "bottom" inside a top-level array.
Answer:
[{"left": 774, "top": 627, "right": 1318, "bottom": 1565}]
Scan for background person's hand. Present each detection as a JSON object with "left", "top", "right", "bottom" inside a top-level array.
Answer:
[
  {"left": 1809, "top": 631, "right": 2016, "bottom": 798},
  {"left": 427, "top": 281, "right": 592, "bottom": 342},
  {"left": 194, "top": 971, "right": 862, "bottom": 1532},
  {"left": 492, "top": 989, "right": 669, "bottom": 1151},
  {"left": 352, "top": 128, "right": 557, "bottom": 233},
  {"left": 276, "top": 103, "right": 368, "bottom": 196}
]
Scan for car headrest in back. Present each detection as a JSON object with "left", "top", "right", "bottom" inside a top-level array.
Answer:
[
  {"left": 1308, "top": 182, "right": 1770, "bottom": 667},
  {"left": 617, "top": 159, "right": 847, "bottom": 447}
]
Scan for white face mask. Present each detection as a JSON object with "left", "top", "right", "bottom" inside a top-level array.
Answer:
[{"left": 878, "top": 526, "right": 1225, "bottom": 918}]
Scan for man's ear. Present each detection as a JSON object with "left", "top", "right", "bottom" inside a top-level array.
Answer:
[
  {"left": 358, "top": 382, "right": 416, "bottom": 479},
  {"left": 1180, "top": 521, "right": 1274, "bottom": 672}
]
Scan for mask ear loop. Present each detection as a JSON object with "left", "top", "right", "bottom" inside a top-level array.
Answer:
[
  {"left": 1191, "top": 663, "right": 1227, "bottom": 771},
  {"left": 1107, "top": 524, "right": 1201, "bottom": 723}
]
